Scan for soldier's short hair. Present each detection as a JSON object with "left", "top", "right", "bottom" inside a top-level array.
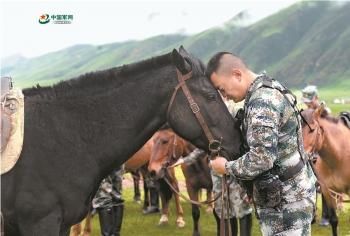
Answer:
[{"left": 206, "top": 52, "right": 247, "bottom": 77}]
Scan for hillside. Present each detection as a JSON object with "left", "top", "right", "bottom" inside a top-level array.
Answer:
[{"left": 2, "top": 1, "right": 350, "bottom": 89}]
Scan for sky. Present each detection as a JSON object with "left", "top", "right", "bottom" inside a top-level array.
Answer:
[{"left": 0, "top": 0, "right": 298, "bottom": 59}]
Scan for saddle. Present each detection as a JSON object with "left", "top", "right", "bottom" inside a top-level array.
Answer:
[
  {"left": 1, "top": 76, "right": 24, "bottom": 174},
  {"left": 339, "top": 111, "right": 350, "bottom": 129}
]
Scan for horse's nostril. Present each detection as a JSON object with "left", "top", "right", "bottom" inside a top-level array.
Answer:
[{"left": 150, "top": 170, "right": 156, "bottom": 178}]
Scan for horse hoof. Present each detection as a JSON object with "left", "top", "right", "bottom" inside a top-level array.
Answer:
[
  {"left": 176, "top": 218, "right": 186, "bottom": 228},
  {"left": 159, "top": 215, "right": 169, "bottom": 225},
  {"left": 192, "top": 232, "right": 201, "bottom": 236},
  {"left": 133, "top": 199, "right": 141, "bottom": 204},
  {"left": 206, "top": 206, "right": 213, "bottom": 213}
]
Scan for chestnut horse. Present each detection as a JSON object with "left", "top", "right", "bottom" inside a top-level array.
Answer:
[
  {"left": 148, "top": 129, "right": 213, "bottom": 236},
  {"left": 301, "top": 105, "right": 350, "bottom": 236},
  {"left": 71, "top": 131, "right": 188, "bottom": 235}
]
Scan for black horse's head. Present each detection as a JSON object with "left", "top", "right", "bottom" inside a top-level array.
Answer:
[{"left": 167, "top": 46, "right": 242, "bottom": 160}]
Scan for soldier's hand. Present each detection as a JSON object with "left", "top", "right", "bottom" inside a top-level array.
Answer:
[
  {"left": 169, "top": 158, "right": 184, "bottom": 168},
  {"left": 210, "top": 156, "right": 227, "bottom": 175}
]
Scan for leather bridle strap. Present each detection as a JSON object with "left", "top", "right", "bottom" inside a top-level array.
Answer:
[{"left": 167, "top": 69, "right": 222, "bottom": 154}]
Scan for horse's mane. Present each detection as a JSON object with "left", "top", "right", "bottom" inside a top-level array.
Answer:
[
  {"left": 22, "top": 52, "right": 173, "bottom": 98},
  {"left": 301, "top": 108, "right": 340, "bottom": 125},
  {"left": 321, "top": 113, "right": 340, "bottom": 124},
  {"left": 22, "top": 49, "right": 206, "bottom": 100}
]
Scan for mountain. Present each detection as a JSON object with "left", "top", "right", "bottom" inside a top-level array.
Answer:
[{"left": 2, "top": 1, "right": 350, "bottom": 88}]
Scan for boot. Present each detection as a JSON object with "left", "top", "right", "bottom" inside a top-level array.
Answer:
[
  {"left": 143, "top": 187, "right": 160, "bottom": 214},
  {"left": 213, "top": 209, "right": 237, "bottom": 236},
  {"left": 98, "top": 207, "right": 114, "bottom": 236},
  {"left": 113, "top": 205, "right": 124, "bottom": 236},
  {"left": 239, "top": 213, "right": 252, "bottom": 236},
  {"left": 229, "top": 217, "right": 238, "bottom": 236}
]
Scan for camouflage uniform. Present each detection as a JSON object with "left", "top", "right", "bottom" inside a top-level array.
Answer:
[
  {"left": 93, "top": 165, "right": 124, "bottom": 209},
  {"left": 225, "top": 74, "right": 317, "bottom": 236}
]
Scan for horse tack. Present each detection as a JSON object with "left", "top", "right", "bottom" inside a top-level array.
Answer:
[
  {"left": 1, "top": 77, "right": 25, "bottom": 175},
  {"left": 166, "top": 69, "right": 233, "bottom": 236},
  {"left": 167, "top": 69, "right": 222, "bottom": 156}
]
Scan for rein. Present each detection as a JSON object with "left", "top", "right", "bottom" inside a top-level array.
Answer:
[{"left": 161, "top": 134, "right": 222, "bottom": 206}]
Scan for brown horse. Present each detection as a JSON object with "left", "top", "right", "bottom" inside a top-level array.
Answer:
[
  {"left": 301, "top": 105, "right": 350, "bottom": 236},
  {"left": 148, "top": 129, "right": 213, "bottom": 236}
]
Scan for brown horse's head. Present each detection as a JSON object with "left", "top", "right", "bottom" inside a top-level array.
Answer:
[
  {"left": 301, "top": 104, "right": 325, "bottom": 154},
  {"left": 148, "top": 129, "right": 190, "bottom": 179}
]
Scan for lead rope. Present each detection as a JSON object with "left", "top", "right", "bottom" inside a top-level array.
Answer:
[{"left": 219, "top": 175, "right": 232, "bottom": 236}]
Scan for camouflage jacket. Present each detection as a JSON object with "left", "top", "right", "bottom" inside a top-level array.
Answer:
[
  {"left": 92, "top": 166, "right": 124, "bottom": 209},
  {"left": 225, "top": 75, "right": 316, "bottom": 205}
]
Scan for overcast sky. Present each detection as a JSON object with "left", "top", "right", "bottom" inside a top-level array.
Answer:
[{"left": 1, "top": 0, "right": 298, "bottom": 59}]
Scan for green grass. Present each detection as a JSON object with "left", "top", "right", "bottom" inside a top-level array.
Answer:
[{"left": 75, "top": 171, "right": 350, "bottom": 236}]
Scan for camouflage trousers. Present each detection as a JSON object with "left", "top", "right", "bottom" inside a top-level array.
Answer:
[
  {"left": 257, "top": 198, "right": 315, "bottom": 236},
  {"left": 211, "top": 171, "right": 252, "bottom": 219}
]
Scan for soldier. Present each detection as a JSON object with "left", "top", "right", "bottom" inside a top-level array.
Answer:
[
  {"left": 208, "top": 52, "right": 316, "bottom": 236},
  {"left": 302, "top": 85, "right": 331, "bottom": 226},
  {"left": 92, "top": 166, "right": 124, "bottom": 236},
  {"left": 301, "top": 85, "right": 331, "bottom": 114}
]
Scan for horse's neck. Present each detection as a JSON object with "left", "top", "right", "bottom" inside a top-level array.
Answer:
[
  {"left": 31, "top": 65, "right": 176, "bottom": 178},
  {"left": 318, "top": 119, "right": 350, "bottom": 169}
]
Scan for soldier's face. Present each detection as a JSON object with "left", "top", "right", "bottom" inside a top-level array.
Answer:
[{"left": 210, "top": 70, "right": 246, "bottom": 103}]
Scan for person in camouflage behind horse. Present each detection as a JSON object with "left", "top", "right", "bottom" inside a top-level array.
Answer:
[
  {"left": 92, "top": 166, "right": 124, "bottom": 236},
  {"left": 208, "top": 52, "right": 316, "bottom": 236}
]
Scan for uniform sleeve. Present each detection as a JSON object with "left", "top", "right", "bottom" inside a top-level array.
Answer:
[{"left": 225, "top": 98, "right": 280, "bottom": 180}]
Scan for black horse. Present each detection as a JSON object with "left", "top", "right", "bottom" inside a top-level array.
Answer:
[{"left": 1, "top": 46, "right": 243, "bottom": 235}]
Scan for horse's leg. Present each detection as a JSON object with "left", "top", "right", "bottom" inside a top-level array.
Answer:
[
  {"left": 328, "top": 207, "right": 338, "bottom": 236},
  {"left": 169, "top": 169, "right": 185, "bottom": 228},
  {"left": 142, "top": 171, "right": 150, "bottom": 210},
  {"left": 159, "top": 191, "right": 169, "bottom": 225},
  {"left": 206, "top": 189, "right": 214, "bottom": 213},
  {"left": 188, "top": 186, "right": 200, "bottom": 236},
  {"left": 70, "top": 222, "right": 82, "bottom": 236},
  {"left": 132, "top": 170, "right": 141, "bottom": 203},
  {"left": 82, "top": 211, "right": 93, "bottom": 236}
]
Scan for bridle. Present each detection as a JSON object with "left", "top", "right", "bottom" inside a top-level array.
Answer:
[
  {"left": 303, "top": 117, "right": 322, "bottom": 161},
  {"left": 159, "top": 133, "right": 223, "bottom": 206},
  {"left": 165, "top": 68, "right": 233, "bottom": 236},
  {"left": 167, "top": 69, "right": 222, "bottom": 156},
  {"left": 303, "top": 115, "right": 349, "bottom": 205}
]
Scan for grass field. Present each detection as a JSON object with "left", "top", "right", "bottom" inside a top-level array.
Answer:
[
  {"left": 75, "top": 170, "right": 350, "bottom": 236},
  {"left": 70, "top": 88, "right": 350, "bottom": 236}
]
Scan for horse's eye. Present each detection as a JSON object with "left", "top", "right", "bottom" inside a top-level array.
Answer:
[
  {"left": 162, "top": 140, "right": 169, "bottom": 144},
  {"left": 206, "top": 93, "right": 217, "bottom": 101}
]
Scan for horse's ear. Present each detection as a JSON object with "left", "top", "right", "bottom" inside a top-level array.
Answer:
[
  {"left": 314, "top": 103, "right": 325, "bottom": 119},
  {"left": 179, "top": 45, "right": 188, "bottom": 55},
  {"left": 171, "top": 48, "right": 191, "bottom": 74}
]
